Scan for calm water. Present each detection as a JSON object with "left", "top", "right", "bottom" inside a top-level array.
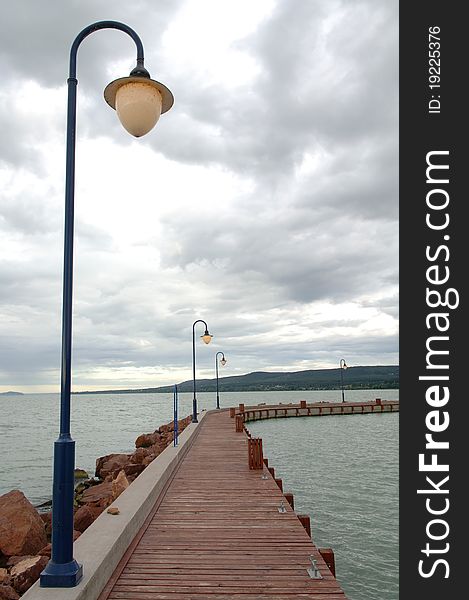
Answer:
[{"left": 0, "top": 389, "right": 398, "bottom": 599}]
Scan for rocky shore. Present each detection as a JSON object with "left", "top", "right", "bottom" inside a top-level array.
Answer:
[{"left": 0, "top": 414, "right": 192, "bottom": 599}]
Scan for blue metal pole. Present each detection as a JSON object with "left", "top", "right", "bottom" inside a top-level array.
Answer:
[
  {"left": 41, "top": 21, "right": 146, "bottom": 589},
  {"left": 174, "top": 385, "right": 179, "bottom": 446},
  {"left": 215, "top": 351, "right": 225, "bottom": 409},
  {"left": 216, "top": 355, "right": 219, "bottom": 409},
  {"left": 340, "top": 359, "right": 347, "bottom": 403}
]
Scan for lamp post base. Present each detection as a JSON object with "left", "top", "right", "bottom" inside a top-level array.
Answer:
[
  {"left": 192, "top": 398, "right": 198, "bottom": 423},
  {"left": 40, "top": 559, "right": 83, "bottom": 587}
]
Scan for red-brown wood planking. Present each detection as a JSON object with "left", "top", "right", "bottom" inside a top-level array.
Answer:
[{"left": 99, "top": 410, "right": 349, "bottom": 599}]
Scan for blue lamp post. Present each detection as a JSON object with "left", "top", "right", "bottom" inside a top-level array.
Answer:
[
  {"left": 192, "top": 320, "right": 212, "bottom": 422},
  {"left": 40, "top": 21, "right": 173, "bottom": 588},
  {"left": 340, "top": 358, "right": 348, "bottom": 403},
  {"left": 215, "top": 351, "right": 227, "bottom": 409}
]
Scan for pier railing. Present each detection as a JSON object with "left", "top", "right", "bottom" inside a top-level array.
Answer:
[{"left": 231, "top": 398, "right": 399, "bottom": 425}]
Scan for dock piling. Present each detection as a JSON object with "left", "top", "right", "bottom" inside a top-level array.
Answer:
[
  {"left": 248, "top": 437, "right": 264, "bottom": 469},
  {"left": 298, "top": 514, "right": 311, "bottom": 537},
  {"left": 319, "top": 547, "right": 336, "bottom": 577}
]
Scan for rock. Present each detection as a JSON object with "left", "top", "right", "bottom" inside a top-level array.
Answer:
[
  {"left": 134, "top": 415, "right": 191, "bottom": 451},
  {"left": 178, "top": 415, "right": 192, "bottom": 431},
  {"left": 88, "top": 504, "right": 106, "bottom": 521},
  {"left": 74, "top": 482, "right": 88, "bottom": 496},
  {"left": 130, "top": 447, "right": 152, "bottom": 464},
  {"left": 10, "top": 555, "right": 48, "bottom": 594},
  {"left": 159, "top": 422, "right": 174, "bottom": 434},
  {"left": 6, "top": 557, "right": 34, "bottom": 568},
  {"left": 161, "top": 431, "right": 174, "bottom": 445},
  {"left": 135, "top": 432, "right": 161, "bottom": 448},
  {"left": 0, "top": 569, "right": 9, "bottom": 584},
  {"left": 73, "top": 505, "right": 95, "bottom": 533},
  {"left": 39, "top": 512, "right": 52, "bottom": 537},
  {"left": 0, "top": 584, "right": 19, "bottom": 600},
  {"left": 95, "top": 454, "right": 112, "bottom": 476},
  {"left": 141, "top": 453, "right": 157, "bottom": 467},
  {"left": 37, "top": 544, "right": 51, "bottom": 558},
  {"left": 74, "top": 468, "right": 89, "bottom": 480},
  {"left": 74, "top": 478, "right": 102, "bottom": 504},
  {"left": 95, "top": 453, "right": 131, "bottom": 480},
  {"left": 80, "top": 481, "right": 114, "bottom": 508},
  {"left": 111, "top": 471, "right": 129, "bottom": 501},
  {"left": 0, "top": 491, "right": 47, "bottom": 557},
  {"left": 107, "top": 507, "right": 120, "bottom": 515},
  {"left": 123, "top": 463, "right": 145, "bottom": 478}
]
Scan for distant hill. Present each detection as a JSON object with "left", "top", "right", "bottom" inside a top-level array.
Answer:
[
  {"left": 74, "top": 365, "right": 399, "bottom": 394},
  {"left": 0, "top": 391, "right": 24, "bottom": 396}
]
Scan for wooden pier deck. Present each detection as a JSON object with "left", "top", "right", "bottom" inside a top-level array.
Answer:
[
  {"left": 240, "top": 399, "right": 399, "bottom": 423},
  {"left": 98, "top": 408, "right": 348, "bottom": 599}
]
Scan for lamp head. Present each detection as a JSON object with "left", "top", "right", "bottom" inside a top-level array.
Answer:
[
  {"left": 201, "top": 331, "right": 213, "bottom": 345},
  {"left": 104, "top": 65, "right": 173, "bottom": 137},
  {"left": 341, "top": 360, "right": 348, "bottom": 370},
  {"left": 220, "top": 358, "right": 227, "bottom": 366}
]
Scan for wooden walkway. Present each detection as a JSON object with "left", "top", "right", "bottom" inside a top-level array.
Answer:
[
  {"left": 98, "top": 409, "right": 348, "bottom": 599},
  {"left": 240, "top": 400, "right": 399, "bottom": 423}
]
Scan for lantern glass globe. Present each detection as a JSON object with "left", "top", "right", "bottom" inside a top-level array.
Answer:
[{"left": 115, "top": 81, "right": 162, "bottom": 137}]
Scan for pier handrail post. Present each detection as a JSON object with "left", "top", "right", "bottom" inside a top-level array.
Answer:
[
  {"left": 40, "top": 21, "right": 173, "bottom": 588},
  {"left": 192, "top": 319, "right": 212, "bottom": 422}
]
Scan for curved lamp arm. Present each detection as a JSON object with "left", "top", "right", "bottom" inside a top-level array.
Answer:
[{"left": 69, "top": 21, "right": 145, "bottom": 79}]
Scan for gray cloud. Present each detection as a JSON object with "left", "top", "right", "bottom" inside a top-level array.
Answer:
[{"left": 0, "top": 0, "right": 398, "bottom": 391}]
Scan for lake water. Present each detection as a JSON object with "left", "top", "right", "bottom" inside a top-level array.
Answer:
[{"left": 0, "top": 389, "right": 398, "bottom": 599}]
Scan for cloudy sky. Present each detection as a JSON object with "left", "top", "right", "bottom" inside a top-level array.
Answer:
[{"left": 0, "top": 0, "right": 398, "bottom": 393}]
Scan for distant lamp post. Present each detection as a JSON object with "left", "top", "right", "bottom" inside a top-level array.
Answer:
[
  {"left": 40, "top": 21, "right": 173, "bottom": 589},
  {"left": 340, "top": 359, "right": 348, "bottom": 403},
  {"left": 192, "top": 320, "right": 213, "bottom": 422},
  {"left": 215, "top": 351, "right": 227, "bottom": 409}
]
